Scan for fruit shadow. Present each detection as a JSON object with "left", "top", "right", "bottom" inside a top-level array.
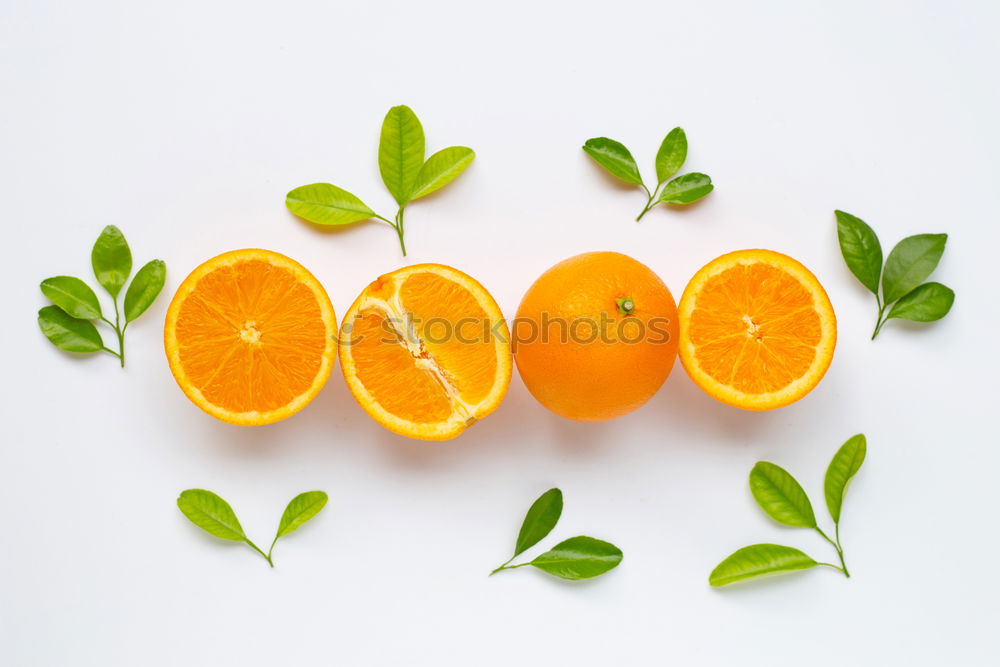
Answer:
[
  {"left": 651, "top": 371, "right": 777, "bottom": 444},
  {"left": 190, "top": 354, "right": 808, "bottom": 467},
  {"left": 366, "top": 377, "right": 547, "bottom": 468},
  {"left": 178, "top": 412, "right": 307, "bottom": 461},
  {"left": 540, "top": 409, "right": 623, "bottom": 454},
  {"left": 182, "top": 360, "right": 359, "bottom": 461},
  {"left": 359, "top": 364, "right": 785, "bottom": 467}
]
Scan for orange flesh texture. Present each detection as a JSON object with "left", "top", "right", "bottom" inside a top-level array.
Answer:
[
  {"left": 401, "top": 272, "right": 498, "bottom": 406},
  {"left": 346, "top": 269, "right": 504, "bottom": 426},
  {"left": 347, "top": 309, "right": 454, "bottom": 424},
  {"left": 514, "top": 252, "right": 679, "bottom": 421},
  {"left": 688, "top": 262, "right": 822, "bottom": 393},
  {"left": 173, "top": 259, "right": 329, "bottom": 414}
]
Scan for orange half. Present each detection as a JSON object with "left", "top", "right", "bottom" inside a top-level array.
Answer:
[
  {"left": 340, "top": 264, "right": 512, "bottom": 440},
  {"left": 678, "top": 249, "right": 836, "bottom": 410},
  {"left": 164, "top": 249, "right": 337, "bottom": 425}
]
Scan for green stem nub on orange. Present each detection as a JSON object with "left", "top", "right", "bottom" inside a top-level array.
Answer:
[{"left": 616, "top": 296, "right": 636, "bottom": 316}]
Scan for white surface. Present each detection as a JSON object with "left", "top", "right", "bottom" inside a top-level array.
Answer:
[{"left": 2, "top": 1, "right": 998, "bottom": 664}]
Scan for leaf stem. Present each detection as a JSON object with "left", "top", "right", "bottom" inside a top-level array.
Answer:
[
  {"left": 815, "top": 561, "right": 848, "bottom": 575},
  {"left": 815, "top": 526, "right": 850, "bottom": 578},
  {"left": 833, "top": 523, "right": 850, "bottom": 577},
  {"left": 267, "top": 534, "right": 279, "bottom": 562},
  {"left": 246, "top": 538, "right": 274, "bottom": 568},
  {"left": 871, "top": 296, "right": 888, "bottom": 340},
  {"left": 112, "top": 297, "right": 125, "bottom": 367},
  {"left": 635, "top": 183, "right": 658, "bottom": 222},
  {"left": 489, "top": 555, "right": 516, "bottom": 576},
  {"left": 395, "top": 207, "right": 407, "bottom": 256},
  {"left": 373, "top": 211, "right": 408, "bottom": 256},
  {"left": 489, "top": 560, "right": 533, "bottom": 576},
  {"left": 815, "top": 526, "right": 837, "bottom": 551}
]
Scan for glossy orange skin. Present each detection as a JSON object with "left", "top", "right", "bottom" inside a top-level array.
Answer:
[{"left": 513, "top": 252, "right": 679, "bottom": 422}]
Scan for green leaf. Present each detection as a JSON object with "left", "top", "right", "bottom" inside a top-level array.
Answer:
[
  {"left": 276, "top": 491, "right": 328, "bottom": 539},
  {"left": 286, "top": 183, "right": 376, "bottom": 226},
  {"left": 582, "top": 137, "right": 643, "bottom": 185},
  {"left": 659, "top": 173, "right": 713, "bottom": 204},
  {"left": 530, "top": 536, "right": 623, "bottom": 580},
  {"left": 514, "top": 488, "right": 563, "bottom": 558},
  {"left": 749, "top": 462, "right": 817, "bottom": 528},
  {"left": 655, "top": 127, "right": 688, "bottom": 183},
  {"left": 91, "top": 225, "right": 132, "bottom": 298},
  {"left": 835, "top": 210, "right": 883, "bottom": 295},
  {"left": 824, "top": 434, "right": 866, "bottom": 524},
  {"left": 709, "top": 544, "right": 817, "bottom": 587},
  {"left": 409, "top": 147, "right": 475, "bottom": 201},
  {"left": 887, "top": 282, "right": 955, "bottom": 322},
  {"left": 379, "top": 105, "right": 425, "bottom": 205},
  {"left": 123, "top": 260, "right": 166, "bottom": 323},
  {"left": 37, "top": 306, "right": 103, "bottom": 353},
  {"left": 882, "top": 233, "right": 947, "bottom": 304},
  {"left": 39, "top": 276, "right": 102, "bottom": 320},
  {"left": 176, "top": 489, "right": 246, "bottom": 541}
]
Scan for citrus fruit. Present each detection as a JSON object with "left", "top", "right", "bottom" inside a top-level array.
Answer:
[
  {"left": 677, "top": 249, "right": 836, "bottom": 410},
  {"left": 164, "top": 249, "right": 337, "bottom": 426},
  {"left": 513, "top": 251, "right": 679, "bottom": 422},
  {"left": 339, "top": 263, "right": 511, "bottom": 440}
]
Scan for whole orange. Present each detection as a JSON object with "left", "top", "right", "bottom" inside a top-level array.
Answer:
[{"left": 513, "top": 251, "right": 679, "bottom": 421}]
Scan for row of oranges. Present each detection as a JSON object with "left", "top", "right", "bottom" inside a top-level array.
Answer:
[{"left": 163, "top": 249, "right": 836, "bottom": 440}]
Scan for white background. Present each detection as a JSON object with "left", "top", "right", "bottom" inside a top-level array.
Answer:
[{"left": 2, "top": 1, "right": 998, "bottom": 664}]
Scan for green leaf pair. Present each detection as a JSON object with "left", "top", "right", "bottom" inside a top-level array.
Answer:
[
  {"left": 490, "top": 488, "right": 623, "bottom": 580},
  {"left": 835, "top": 211, "right": 954, "bottom": 339},
  {"left": 709, "top": 434, "right": 866, "bottom": 587},
  {"left": 286, "top": 105, "right": 475, "bottom": 256},
  {"left": 583, "top": 127, "right": 713, "bottom": 221},
  {"left": 177, "top": 489, "right": 328, "bottom": 568},
  {"left": 38, "top": 226, "right": 166, "bottom": 367}
]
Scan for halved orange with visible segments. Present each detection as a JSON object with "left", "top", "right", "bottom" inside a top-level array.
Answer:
[
  {"left": 340, "top": 264, "right": 511, "bottom": 440},
  {"left": 164, "top": 249, "right": 337, "bottom": 425},
  {"left": 678, "top": 249, "right": 836, "bottom": 410}
]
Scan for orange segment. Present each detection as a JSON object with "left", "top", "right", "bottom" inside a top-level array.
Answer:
[
  {"left": 400, "top": 272, "right": 499, "bottom": 406},
  {"left": 347, "top": 309, "right": 455, "bottom": 424},
  {"left": 678, "top": 249, "right": 836, "bottom": 410},
  {"left": 164, "top": 249, "right": 337, "bottom": 425},
  {"left": 340, "top": 264, "right": 511, "bottom": 440}
]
